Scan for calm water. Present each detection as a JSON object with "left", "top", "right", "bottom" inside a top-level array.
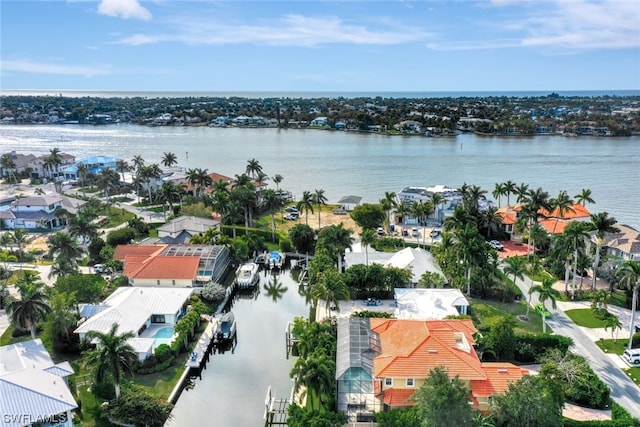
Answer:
[
  {"left": 1, "top": 123, "right": 639, "bottom": 229},
  {"left": 166, "top": 270, "right": 308, "bottom": 426}
]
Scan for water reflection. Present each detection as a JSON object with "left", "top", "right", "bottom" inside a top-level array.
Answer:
[{"left": 168, "top": 268, "right": 308, "bottom": 426}]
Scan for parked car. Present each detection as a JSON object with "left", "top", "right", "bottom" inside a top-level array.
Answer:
[
  {"left": 376, "top": 227, "right": 385, "bottom": 236},
  {"left": 285, "top": 206, "right": 298, "bottom": 213},
  {"left": 284, "top": 212, "right": 299, "bottom": 220},
  {"left": 623, "top": 349, "right": 640, "bottom": 365},
  {"left": 411, "top": 227, "right": 419, "bottom": 237},
  {"left": 429, "top": 229, "right": 441, "bottom": 238},
  {"left": 94, "top": 264, "right": 106, "bottom": 274},
  {"left": 535, "top": 304, "right": 552, "bottom": 318},
  {"left": 488, "top": 240, "right": 504, "bottom": 250}
]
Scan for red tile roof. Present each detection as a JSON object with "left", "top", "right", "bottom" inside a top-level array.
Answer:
[
  {"left": 471, "top": 363, "right": 529, "bottom": 398},
  {"left": 114, "top": 245, "right": 166, "bottom": 261},
  {"left": 539, "top": 203, "right": 590, "bottom": 220},
  {"left": 381, "top": 388, "right": 416, "bottom": 407},
  {"left": 128, "top": 256, "right": 199, "bottom": 280}
]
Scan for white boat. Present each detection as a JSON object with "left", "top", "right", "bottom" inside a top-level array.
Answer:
[
  {"left": 237, "top": 262, "right": 260, "bottom": 288},
  {"left": 214, "top": 311, "right": 237, "bottom": 343},
  {"left": 268, "top": 251, "right": 285, "bottom": 269}
]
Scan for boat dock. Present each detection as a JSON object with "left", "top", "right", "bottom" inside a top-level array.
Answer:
[
  {"left": 263, "top": 385, "right": 293, "bottom": 427},
  {"left": 185, "top": 316, "right": 218, "bottom": 379}
]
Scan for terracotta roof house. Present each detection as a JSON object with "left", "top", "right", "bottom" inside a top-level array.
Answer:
[
  {"left": 596, "top": 224, "right": 640, "bottom": 261},
  {"left": 497, "top": 203, "right": 591, "bottom": 238},
  {"left": 0, "top": 339, "right": 77, "bottom": 427},
  {"left": 114, "top": 243, "right": 230, "bottom": 287},
  {"left": 336, "top": 318, "right": 528, "bottom": 422},
  {"left": 74, "top": 287, "right": 193, "bottom": 361}
]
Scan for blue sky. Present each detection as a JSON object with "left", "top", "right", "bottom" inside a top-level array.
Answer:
[{"left": 1, "top": 0, "right": 639, "bottom": 92}]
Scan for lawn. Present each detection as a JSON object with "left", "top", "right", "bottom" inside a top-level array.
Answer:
[
  {"left": 101, "top": 207, "right": 135, "bottom": 228},
  {"left": 625, "top": 367, "right": 640, "bottom": 387},
  {"left": 564, "top": 308, "right": 610, "bottom": 328},
  {"left": 595, "top": 338, "right": 628, "bottom": 355},
  {"left": 135, "top": 353, "right": 189, "bottom": 399},
  {"left": 468, "top": 298, "right": 545, "bottom": 334},
  {"left": 5, "top": 268, "right": 38, "bottom": 285}
]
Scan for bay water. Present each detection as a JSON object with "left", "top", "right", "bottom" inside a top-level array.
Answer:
[{"left": 1, "top": 124, "right": 638, "bottom": 229}]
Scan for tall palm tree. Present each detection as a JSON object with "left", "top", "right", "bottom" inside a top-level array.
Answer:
[
  {"left": 493, "top": 182, "right": 507, "bottom": 208},
  {"left": 1, "top": 153, "right": 18, "bottom": 184},
  {"left": 481, "top": 205, "right": 503, "bottom": 238},
  {"left": 589, "top": 212, "right": 619, "bottom": 290},
  {"left": 186, "top": 168, "right": 199, "bottom": 197},
  {"left": 161, "top": 152, "right": 178, "bottom": 168},
  {"left": 317, "top": 224, "right": 354, "bottom": 273},
  {"left": 444, "top": 205, "right": 474, "bottom": 233},
  {"left": 46, "top": 147, "right": 62, "bottom": 181},
  {"left": 380, "top": 191, "right": 397, "bottom": 233},
  {"left": 290, "top": 351, "right": 335, "bottom": 410},
  {"left": 575, "top": 188, "right": 595, "bottom": 207},
  {"left": 313, "top": 189, "right": 328, "bottom": 229},
  {"left": 76, "top": 162, "right": 88, "bottom": 197},
  {"left": 515, "top": 182, "right": 530, "bottom": 204},
  {"left": 68, "top": 214, "right": 98, "bottom": 249},
  {"left": 603, "top": 315, "right": 623, "bottom": 342},
  {"left": 530, "top": 276, "right": 560, "bottom": 333},
  {"left": 504, "top": 180, "right": 517, "bottom": 206},
  {"left": 550, "top": 190, "right": 575, "bottom": 234},
  {"left": 262, "top": 189, "right": 283, "bottom": 242},
  {"left": 84, "top": 323, "right": 137, "bottom": 399},
  {"left": 245, "top": 158, "right": 263, "bottom": 180},
  {"left": 96, "top": 168, "right": 120, "bottom": 199},
  {"left": 454, "top": 223, "right": 484, "bottom": 296},
  {"left": 430, "top": 192, "right": 446, "bottom": 224},
  {"left": 49, "top": 258, "right": 80, "bottom": 279},
  {"left": 197, "top": 168, "right": 213, "bottom": 196},
  {"left": 360, "top": 229, "right": 377, "bottom": 266},
  {"left": 139, "top": 163, "right": 161, "bottom": 202},
  {"left": 296, "top": 191, "right": 315, "bottom": 226},
  {"left": 6, "top": 271, "right": 50, "bottom": 339},
  {"left": 503, "top": 255, "right": 527, "bottom": 285},
  {"left": 156, "top": 181, "right": 182, "bottom": 220},
  {"left": 131, "top": 155, "right": 145, "bottom": 173},
  {"left": 616, "top": 260, "right": 640, "bottom": 350},
  {"left": 272, "top": 174, "right": 283, "bottom": 191},
  {"left": 311, "top": 268, "right": 349, "bottom": 315},
  {"left": 12, "top": 227, "right": 28, "bottom": 261},
  {"left": 563, "top": 222, "right": 589, "bottom": 299},
  {"left": 47, "top": 292, "right": 77, "bottom": 343},
  {"left": 115, "top": 159, "right": 130, "bottom": 183}
]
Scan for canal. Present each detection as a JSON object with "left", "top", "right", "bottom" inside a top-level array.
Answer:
[{"left": 167, "top": 267, "right": 310, "bottom": 426}]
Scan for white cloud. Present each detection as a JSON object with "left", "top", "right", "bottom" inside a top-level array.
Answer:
[
  {"left": 97, "top": 0, "right": 152, "bottom": 21},
  {"left": 114, "top": 13, "right": 431, "bottom": 47},
  {"left": 1, "top": 60, "right": 110, "bottom": 77}
]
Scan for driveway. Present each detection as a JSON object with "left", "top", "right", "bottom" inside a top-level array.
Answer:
[{"left": 511, "top": 272, "right": 640, "bottom": 419}]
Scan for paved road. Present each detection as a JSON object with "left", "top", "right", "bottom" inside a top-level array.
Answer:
[{"left": 512, "top": 271, "right": 640, "bottom": 419}]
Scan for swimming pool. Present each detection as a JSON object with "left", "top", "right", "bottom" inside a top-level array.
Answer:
[{"left": 153, "top": 327, "right": 175, "bottom": 339}]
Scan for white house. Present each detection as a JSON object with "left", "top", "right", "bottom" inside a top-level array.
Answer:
[
  {"left": 310, "top": 117, "right": 329, "bottom": 127},
  {"left": 596, "top": 224, "right": 640, "bottom": 261},
  {"left": 393, "top": 288, "right": 469, "bottom": 319},
  {"left": 1, "top": 194, "right": 85, "bottom": 230},
  {"left": 74, "top": 287, "right": 193, "bottom": 361},
  {"left": 0, "top": 339, "right": 77, "bottom": 427},
  {"left": 156, "top": 216, "right": 221, "bottom": 243},
  {"left": 337, "top": 195, "right": 363, "bottom": 212}
]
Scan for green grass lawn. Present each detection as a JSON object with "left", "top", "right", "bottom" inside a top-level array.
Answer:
[
  {"left": 625, "top": 367, "right": 640, "bottom": 387},
  {"left": 101, "top": 208, "right": 135, "bottom": 228},
  {"left": 564, "top": 308, "right": 610, "bottom": 328},
  {"left": 135, "top": 353, "right": 189, "bottom": 399},
  {"left": 595, "top": 338, "right": 628, "bottom": 355},
  {"left": 5, "top": 269, "right": 38, "bottom": 285},
  {"left": 469, "top": 298, "right": 545, "bottom": 334}
]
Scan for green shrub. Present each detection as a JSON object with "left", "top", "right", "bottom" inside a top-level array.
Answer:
[
  {"left": 153, "top": 344, "right": 173, "bottom": 362},
  {"left": 106, "top": 227, "right": 136, "bottom": 247},
  {"left": 92, "top": 380, "right": 116, "bottom": 401},
  {"left": 279, "top": 238, "right": 292, "bottom": 252},
  {"left": 514, "top": 334, "right": 573, "bottom": 362}
]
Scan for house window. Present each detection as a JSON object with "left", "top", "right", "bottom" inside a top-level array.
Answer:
[
  {"left": 385, "top": 378, "right": 392, "bottom": 386},
  {"left": 172, "top": 280, "right": 176, "bottom": 286},
  {"left": 151, "top": 315, "right": 165, "bottom": 324},
  {"left": 406, "top": 378, "right": 414, "bottom": 387},
  {"left": 157, "top": 280, "right": 160, "bottom": 286}
]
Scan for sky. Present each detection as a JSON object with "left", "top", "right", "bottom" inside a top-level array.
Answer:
[{"left": 1, "top": 0, "right": 639, "bottom": 93}]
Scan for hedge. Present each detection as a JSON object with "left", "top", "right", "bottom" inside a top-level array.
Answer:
[{"left": 514, "top": 334, "right": 574, "bottom": 363}]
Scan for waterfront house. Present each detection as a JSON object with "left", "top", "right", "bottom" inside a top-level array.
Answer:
[
  {"left": 595, "top": 224, "right": 640, "bottom": 261},
  {"left": 310, "top": 117, "right": 329, "bottom": 127},
  {"left": 337, "top": 195, "right": 362, "bottom": 212},
  {"left": 0, "top": 339, "right": 77, "bottom": 427},
  {"left": 336, "top": 318, "right": 528, "bottom": 422},
  {"left": 60, "top": 155, "right": 120, "bottom": 181},
  {"left": 74, "top": 287, "right": 193, "bottom": 361},
  {"left": 498, "top": 203, "right": 591, "bottom": 239},
  {"left": 1, "top": 194, "right": 85, "bottom": 230},
  {"left": 114, "top": 243, "right": 231, "bottom": 287},
  {"left": 393, "top": 288, "right": 469, "bottom": 319}
]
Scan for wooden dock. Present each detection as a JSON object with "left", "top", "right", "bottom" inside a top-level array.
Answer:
[{"left": 185, "top": 316, "right": 218, "bottom": 378}]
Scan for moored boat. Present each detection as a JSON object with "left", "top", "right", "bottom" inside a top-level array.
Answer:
[
  {"left": 214, "top": 311, "right": 237, "bottom": 343},
  {"left": 236, "top": 262, "right": 260, "bottom": 288},
  {"left": 268, "top": 251, "right": 285, "bottom": 269}
]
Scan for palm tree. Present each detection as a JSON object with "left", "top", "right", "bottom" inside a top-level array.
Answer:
[
  {"left": 455, "top": 223, "right": 484, "bottom": 296},
  {"left": 589, "top": 212, "right": 619, "bottom": 290},
  {"left": 49, "top": 258, "right": 80, "bottom": 279},
  {"left": 360, "top": 229, "right": 377, "bottom": 266},
  {"left": 68, "top": 214, "right": 98, "bottom": 250},
  {"left": 444, "top": 205, "right": 474, "bottom": 233},
  {"left": 380, "top": 191, "right": 397, "bottom": 233},
  {"left": 311, "top": 268, "right": 349, "bottom": 315},
  {"left": 48, "top": 231, "right": 84, "bottom": 263},
  {"left": 131, "top": 155, "right": 145, "bottom": 173},
  {"left": 262, "top": 189, "right": 283, "bottom": 241},
  {"left": 430, "top": 192, "right": 446, "bottom": 224},
  {"left": 186, "top": 168, "right": 199, "bottom": 197},
  {"left": 84, "top": 323, "right": 137, "bottom": 399},
  {"left": 616, "top": 260, "right": 640, "bottom": 349},
  {"left": 245, "top": 158, "right": 263, "bottom": 180},
  {"left": 161, "top": 152, "right": 178, "bottom": 168},
  {"left": 290, "top": 352, "right": 335, "bottom": 410},
  {"left": 503, "top": 255, "right": 527, "bottom": 285},
  {"left": 515, "top": 182, "right": 530, "bottom": 204},
  {"left": 493, "top": 182, "right": 507, "bottom": 208},
  {"left": 575, "top": 188, "right": 595, "bottom": 207},
  {"left": 156, "top": 181, "right": 181, "bottom": 220},
  {"left": 296, "top": 191, "right": 315, "bottom": 226},
  {"left": 530, "top": 276, "right": 560, "bottom": 333},
  {"left": 1, "top": 153, "right": 18, "bottom": 184},
  {"left": 46, "top": 147, "right": 62, "bottom": 181},
  {"left": 6, "top": 271, "right": 50, "bottom": 339},
  {"left": 313, "top": 189, "right": 328, "bottom": 229},
  {"left": 139, "top": 163, "right": 161, "bottom": 202},
  {"left": 504, "top": 180, "right": 517, "bottom": 206},
  {"left": 12, "top": 228, "right": 28, "bottom": 261},
  {"left": 481, "top": 205, "right": 503, "bottom": 238},
  {"left": 272, "top": 174, "right": 284, "bottom": 191},
  {"left": 47, "top": 291, "right": 77, "bottom": 343},
  {"left": 563, "top": 222, "right": 589, "bottom": 299},
  {"left": 317, "top": 224, "right": 354, "bottom": 273},
  {"left": 197, "top": 168, "right": 213, "bottom": 196},
  {"left": 96, "top": 168, "right": 120, "bottom": 199},
  {"left": 603, "top": 315, "right": 623, "bottom": 342},
  {"left": 76, "top": 162, "right": 88, "bottom": 196},
  {"left": 115, "top": 159, "right": 130, "bottom": 183},
  {"left": 550, "top": 190, "right": 575, "bottom": 234}
]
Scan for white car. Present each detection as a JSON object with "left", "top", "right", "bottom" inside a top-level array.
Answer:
[
  {"left": 284, "top": 212, "right": 299, "bottom": 220},
  {"left": 488, "top": 240, "right": 504, "bottom": 250},
  {"left": 623, "top": 349, "right": 640, "bottom": 365}
]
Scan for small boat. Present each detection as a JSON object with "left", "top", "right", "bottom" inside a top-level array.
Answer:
[
  {"left": 214, "top": 311, "right": 237, "bottom": 343},
  {"left": 269, "top": 251, "right": 285, "bottom": 269},
  {"left": 236, "top": 262, "right": 260, "bottom": 288}
]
